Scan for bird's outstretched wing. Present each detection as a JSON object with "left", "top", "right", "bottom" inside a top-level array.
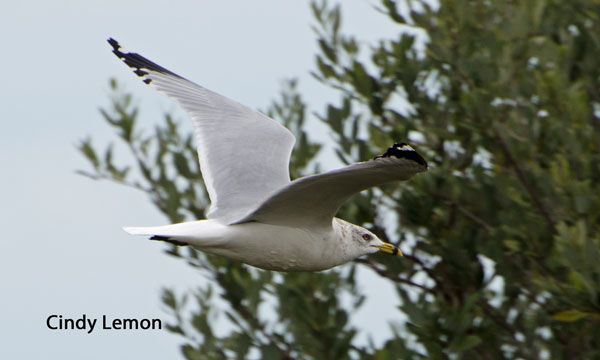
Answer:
[
  {"left": 108, "top": 39, "right": 296, "bottom": 224},
  {"left": 236, "top": 143, "right": 428, "bottom": 228}
]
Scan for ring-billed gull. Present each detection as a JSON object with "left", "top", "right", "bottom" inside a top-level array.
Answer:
[{"left": 108, "top": 38, "right": 428, "bottom": 271}]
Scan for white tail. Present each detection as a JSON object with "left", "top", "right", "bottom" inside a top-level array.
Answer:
[
  {"left": 122, "top": 220, "right": 227, "bottom": 247},
  {"left": 123, "top": 226, "right": 158, "bottom": 236}
]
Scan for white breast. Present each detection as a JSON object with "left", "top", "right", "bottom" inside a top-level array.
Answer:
[{"left": 198, "top": 222, "right": 344, "bottom": 271}]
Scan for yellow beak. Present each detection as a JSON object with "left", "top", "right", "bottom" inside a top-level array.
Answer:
[{"left": 375, "top": 243, "right": 403, "bottom": 256}]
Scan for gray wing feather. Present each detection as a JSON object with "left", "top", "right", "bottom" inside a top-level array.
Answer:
[
  {"left": 108, "top": 39, "right": 296, "bottom": 224},
  {"left": 236, "top": 156, "right": 427, "bottom": 228}
]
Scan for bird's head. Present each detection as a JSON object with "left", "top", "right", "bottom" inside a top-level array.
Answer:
[{"left": 347, "top": 224, "right": 403, "bottom": 257}]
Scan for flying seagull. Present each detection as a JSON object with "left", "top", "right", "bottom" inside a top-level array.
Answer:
[{"left": 108, "top": 38, "right": 428, "bottom": 271}]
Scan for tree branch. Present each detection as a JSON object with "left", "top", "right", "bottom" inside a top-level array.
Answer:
[{"left": 354, "top": 258, "right": 434, "bottom": 294}]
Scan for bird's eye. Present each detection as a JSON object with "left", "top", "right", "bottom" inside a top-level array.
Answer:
[{"left": 362, "top": 234, "right": 372, "bottom": 241}]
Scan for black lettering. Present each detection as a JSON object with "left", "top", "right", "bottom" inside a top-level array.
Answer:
[
  {"left": 102, "top": 315, "right": 111, "bottom": 330},
  {"left": 47, "top": 315, "right": 58, "bottom": 329},
  {"left": 75, "top": 315, "right": 86, "bottom": 330},
  {"left": 123, "top": 318, "right": 138, "bottom": 329}
]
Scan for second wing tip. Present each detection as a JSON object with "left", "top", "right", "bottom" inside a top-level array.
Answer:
[{"left": 375, "top": 142, "right": 428, "bottom": 168}]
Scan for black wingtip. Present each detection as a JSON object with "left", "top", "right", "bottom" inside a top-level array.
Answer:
[
  {"left": 107, "top": 38, "right": 126, "bottom": 60},
  {"left": 149, "top": 235, "right": 189, "bottom": 246},
  {"left": 107, "top": 37, "right": 119, "bottom": 50},
  {"left": 107, "top": 37, "right": 184, "bottom": 84},
  {"left": 375, "top": 143, "right": 428, "bottom": 167}
]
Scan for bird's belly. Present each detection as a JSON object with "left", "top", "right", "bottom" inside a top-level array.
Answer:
[{"left": 201, "top": 222, "right": 339, "bottom": 271}]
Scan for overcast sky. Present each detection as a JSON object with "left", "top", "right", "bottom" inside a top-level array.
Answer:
[{"left": 0, "top": 1, "right": 408, "bottom": 358}]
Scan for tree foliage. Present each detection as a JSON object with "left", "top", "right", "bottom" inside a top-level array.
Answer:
[{"left": 81, "top": 0, "right": 600, "bottom": 358}]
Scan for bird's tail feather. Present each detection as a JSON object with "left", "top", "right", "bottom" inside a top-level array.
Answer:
[
  {"left": 122, "top": 220, "right": 226, "bottom": 247},
  {"left": 123, "top": 226, "right": 188, "bottom": 245},
  {"left": 123, "top": 226, "right": 161, "bottom": 236}
]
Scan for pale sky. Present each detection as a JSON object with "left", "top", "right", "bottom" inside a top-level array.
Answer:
[{"left": 0, "top": 1, "right": 408, "bottom": 358}]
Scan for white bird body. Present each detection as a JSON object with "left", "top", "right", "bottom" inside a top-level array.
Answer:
[
  {"left": 109, "top": 38, "right": 428, "bottom": 271},
  {"left": 125, "top": 218, "right": 365, "bottom": 271}
]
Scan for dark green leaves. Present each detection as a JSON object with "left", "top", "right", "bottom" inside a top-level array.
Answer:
[{"left": 309, "top": 0, "right": 600, "bottom": 358}]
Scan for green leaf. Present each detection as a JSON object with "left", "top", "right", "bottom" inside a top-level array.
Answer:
[
  {"left": 173, "top": 152, "right": 192, "bottom": 178},
  {"left": 162, "top": 289, "right": 177, "bottom": 310},
  {"left": 165, "top": 323, "right": 185, "bottom": 336},
  {"left": 316, "top": 56, "right": 337, "bottom": 79},
  {"left": 553, "top": 310, "right": 589, "bottom": 322},
  {"left": 350, "top": 61, "right": 373, "bottom": 97},
  {"left": 503, "top": 239, "right": 521, "bottom": 252},
  {"left": 318, "top": 39, "right": 337, "bottom": 63},
  {"left": 449, "top": 335, "right": 482, "bottom": 352},
  {"left": 181, "top": 344, "right": 205, "bottom": 360},
  {"left": 78, "top": 138, "right": 99, "bottom": 169}
]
